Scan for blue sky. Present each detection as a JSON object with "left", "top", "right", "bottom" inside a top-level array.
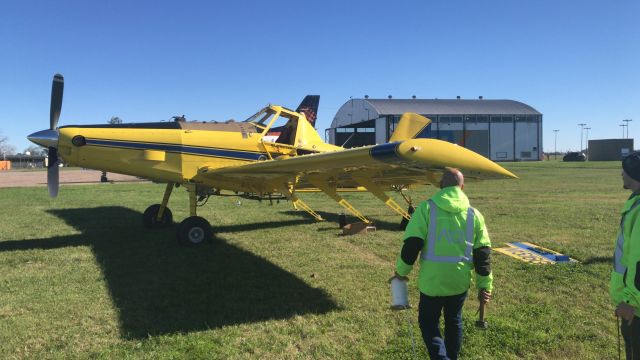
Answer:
[{"left": 1, "top": 0, "right": 638, "bottom": 153}]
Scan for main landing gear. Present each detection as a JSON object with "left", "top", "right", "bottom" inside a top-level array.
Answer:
[
  {"left": 142, "top": 204, "right": 173, "bottom": 227},
  {"left": 142, "top": 182, "right": 214, "bottom": 246}
]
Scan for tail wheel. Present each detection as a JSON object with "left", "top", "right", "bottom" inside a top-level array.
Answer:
[
  {"left": 143, "top": 204, "right": 173, "bottom": 228},
  {"left": 177, "top": 216, "right": 213, "bottom": 246}
]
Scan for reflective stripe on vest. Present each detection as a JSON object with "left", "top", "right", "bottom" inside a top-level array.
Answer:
[
  {"left": 613, "top": 200, "right": 640, "bottom": 274},
  {"left": 420, "top": 200, "right": 474, "bottom": 263}
]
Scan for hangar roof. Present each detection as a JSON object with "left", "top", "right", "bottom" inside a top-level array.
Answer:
[{"left": 364, "top": 99, "right": 541, "bottom": 116}]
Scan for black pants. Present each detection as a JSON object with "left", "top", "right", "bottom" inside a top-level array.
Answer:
[
  {"left": 622, "top": 316, "right": 640, "bottom": 360},
  {"left": 418, "top": 291, "right": 468, "bottom": 360}
]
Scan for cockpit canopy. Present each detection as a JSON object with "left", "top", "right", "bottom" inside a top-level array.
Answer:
[
  {"left": 244, "top": 105, "right": 342, "bottom": 153},
  {"left": 244, "top": 106, "right": 300, "bottom": 146}
]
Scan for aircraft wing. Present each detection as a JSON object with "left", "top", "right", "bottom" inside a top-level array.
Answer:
[{"left": 192, "top": 138, "right": 516, "bottom": 192}]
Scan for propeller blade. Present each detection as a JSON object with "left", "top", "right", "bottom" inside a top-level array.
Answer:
[
  {"left": 47, "top": 147, "right": 59, "bottom": 197},
  {"left": 50, "top": 74, "right": 64, "bottom": 130}
]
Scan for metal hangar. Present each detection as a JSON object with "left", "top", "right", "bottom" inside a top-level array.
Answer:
[{"left": 328, "top": 97, "right": 543, "bottom": 161}]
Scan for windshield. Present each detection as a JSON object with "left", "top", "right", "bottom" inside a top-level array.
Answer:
[{"left": 243, "top": 108, "right": 276, "bottom": 127}]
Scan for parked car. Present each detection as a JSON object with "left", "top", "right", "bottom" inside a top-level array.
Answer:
[{"left": 563, "top": 152, "right": 586, "bottom": 162}]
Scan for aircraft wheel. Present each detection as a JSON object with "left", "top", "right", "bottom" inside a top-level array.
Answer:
[
  {"left": 142, "top": 204, "right": 173, "bottom": 228},
  {"left": 177, "top": 216, "right": 212, "bottom": 246}
]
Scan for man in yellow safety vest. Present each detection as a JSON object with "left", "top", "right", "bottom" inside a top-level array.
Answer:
[
  {"left": 392, "top": 168, "right": 492, "bottom": 360},
  {"left": 611, "top": 151, "right": 640, "bottom": 360}
]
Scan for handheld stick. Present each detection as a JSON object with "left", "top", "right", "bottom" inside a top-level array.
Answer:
[{"left": 475, "top": 301, "right": 488, "bottom": 329}]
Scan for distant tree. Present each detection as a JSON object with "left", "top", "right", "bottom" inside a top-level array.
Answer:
[
  {"left": 101, "top": 117, "right": 123, "bottom": 182},
  {"left": 0, "top": 132, "right": 16, "bottom": 157},
  {"left": 23, "top": 145, "right": 46, "bottom": 156}
]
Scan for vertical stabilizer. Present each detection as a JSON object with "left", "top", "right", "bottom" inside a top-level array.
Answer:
[
  {"left": 389, "top": 113, "right": 432, "bottom": 142},
  {"left": 296, "top": 95, "right": 320, "bottom": 127}
]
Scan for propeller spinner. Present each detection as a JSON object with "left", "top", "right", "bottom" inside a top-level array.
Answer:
[{"left": 27, "top": 74, "right": 63, "bottom": 197}]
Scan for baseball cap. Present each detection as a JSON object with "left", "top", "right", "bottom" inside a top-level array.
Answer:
[{"left": 623, "top": 151, "right": 640, "bottom": 182}]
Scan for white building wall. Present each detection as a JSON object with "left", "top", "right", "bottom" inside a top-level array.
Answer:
[{"left": 332, "top": 99, "right": 381, "bottom": 127}]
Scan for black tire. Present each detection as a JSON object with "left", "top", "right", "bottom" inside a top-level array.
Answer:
[
  {"left": 176, "top": 216, "right": 213, "bottom": 246},
  {"left": 143, "top": 204, "right": 173, "bottom": 228},
  {"left": 338, "top": 214, "right": 347, "bottom": 228}
]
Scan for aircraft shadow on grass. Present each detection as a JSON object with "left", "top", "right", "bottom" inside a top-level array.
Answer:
[
  {"left": 282, "top": 209, "right": 406, "bottom": 232},
  {"left": 0, "top": 207, "right": 340, "bottom": 339}
]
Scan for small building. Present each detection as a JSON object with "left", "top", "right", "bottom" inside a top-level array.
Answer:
[
  {"left": 588, "top": 139, "right": 634, "bottom": 161},
  {"left": 5, "top": 154, "right": 47, "bottom": 169},
  {"left": 328, "top": 97, "right": 543, "bottom": 161}
]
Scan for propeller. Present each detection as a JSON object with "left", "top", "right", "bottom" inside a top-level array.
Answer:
[
  {"left": 50, "top": 74, "right": 64, "bottom": 130},
  {"left": 47, "top": 74, "right": 63, "bottom": 197},
  {"left": 26, "top": 74, "right": 64, "bottom": 197},
  {"left": 47, "top": 147, "right": 59, "bottom": 197}
]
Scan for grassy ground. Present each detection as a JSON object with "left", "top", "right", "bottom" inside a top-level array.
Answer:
[{"left": 0, "top": 160, "right": 627, "bottom": 359}]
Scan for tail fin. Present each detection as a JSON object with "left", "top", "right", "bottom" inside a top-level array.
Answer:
[
  {"left": 389, "top": 113, "right": 432, "bottom": 142},
  {"left": 296, "top": 95, "right": 320, "bottom": 127}
]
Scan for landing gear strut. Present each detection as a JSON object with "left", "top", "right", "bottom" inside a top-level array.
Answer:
[
  {"left": 100, "top": 171, "right": 108, "bottom": 183},
  {"left": 399, "top": 205, "right": 415, "bottom": 231},
  {"left": 142, "top": 182, "right": 175, "bottom": 228}
]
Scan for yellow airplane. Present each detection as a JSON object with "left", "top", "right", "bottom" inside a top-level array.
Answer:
[{"left": 28, "top": 74, "right": 516, "bottom": 245}]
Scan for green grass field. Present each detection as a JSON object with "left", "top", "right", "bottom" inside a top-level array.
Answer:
[{"left": 0, "top": 161, "right": 628, "bottom": 359}]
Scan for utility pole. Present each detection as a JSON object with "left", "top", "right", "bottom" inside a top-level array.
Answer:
[
  {"left": 585, "top": 127, "right": 591, "bottom": 160},
  {"left": 553, "top": 129, "right": 559, "bottom": 160},
  {"left": 621, "top": 124, "right": 626, "bottom": 138},
  {"left": 624, "top": 119, "right": 633, "bottom": 138},
  {"left": 578, "top": 123, "right": 586, "bottom": 153}
]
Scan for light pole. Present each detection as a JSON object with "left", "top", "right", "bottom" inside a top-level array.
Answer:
[
  {"left": 624, "top": 119, "right": 633, "bottom": 138},
  {"left": 578, "top": 123, "right": 586, "bottom": 152},
  {"left": 621, "top": 124, "right": 626, "bottom": 138},
  {"left": 585, "top": 127, "right": 591, "bottom": 160},
  {"left": 553, "top": 129, "right": 559, "bottom": 160}
]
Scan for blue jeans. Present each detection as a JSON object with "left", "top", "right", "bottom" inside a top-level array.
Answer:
[
  {"left": 418, "top": 291, "right": 468, "bottom": 360},
  {"left": 622, "top": 316, "right": 640, "bottom": 360}
]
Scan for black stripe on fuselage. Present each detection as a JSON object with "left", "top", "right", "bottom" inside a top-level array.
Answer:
[
  {"left": 85, "top": 138, "right": 269, "bottom": 161},
  {"left": 60, "top": 122, "right": 182, "bottom": 130}
]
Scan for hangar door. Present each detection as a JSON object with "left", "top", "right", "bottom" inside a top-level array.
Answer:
[
  {"left": 515, "top": 116, "right": 539, "bottom": 160},
  {"left": 490, "top": 116, "right": 514, "bottom": 161},
  {"left": 464, "top": 116, "right": 489, "bottom": 158}
]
